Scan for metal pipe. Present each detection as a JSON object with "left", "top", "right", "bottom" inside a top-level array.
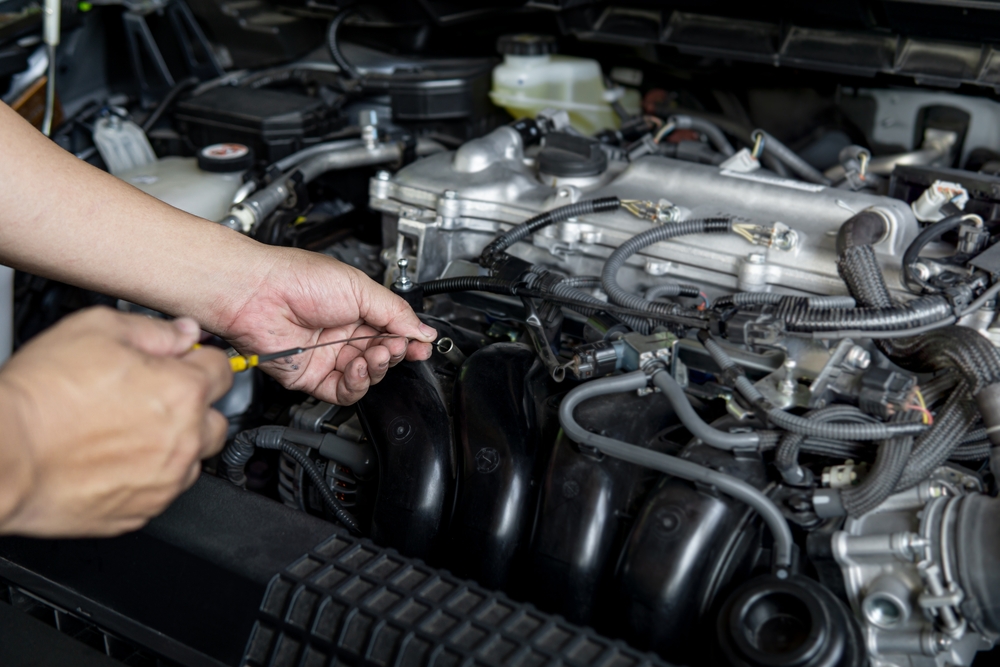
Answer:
[{"left": 218, "top": 142, "right": 404, "bottom": 233}]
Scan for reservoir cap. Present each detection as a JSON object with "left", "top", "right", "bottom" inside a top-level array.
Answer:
[
  {"left": 538, "top": 133, "right": 608, "bottom": 178},
  {"left": 198, "top": 143, "right": 254, "bottom": 173},
  {"left": 497, "top": 34, "right": 557, "bottom": 56}
]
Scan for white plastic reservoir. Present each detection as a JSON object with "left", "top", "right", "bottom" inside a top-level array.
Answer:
[
  {"left": 117, "top": 145, "right": 251, "bottom": 221},
  {"left": 490, "top": 34, "right": 640, "bottom": 135}
]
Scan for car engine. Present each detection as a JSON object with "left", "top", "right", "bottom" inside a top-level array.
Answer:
[{"left": 5, "top": 2, "right": 1000, "bottom": 666}]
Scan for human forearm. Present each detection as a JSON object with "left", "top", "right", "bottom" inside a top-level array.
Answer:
[
  {"left": 0, "top": 380, "right": 33, "bottom": 532},
  {"left": 0, "top": 102, "right": 270, "bottom": 328}
]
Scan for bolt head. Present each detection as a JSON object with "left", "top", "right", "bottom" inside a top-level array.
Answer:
[
  {"left": 443, "top": 190, "right": 458, "bottom": 200},
  {"left": 376, "top": 170, "right": 391, "bottom": 181},
  {"left": 747, "top": 253, "right": 766, "bottom": 264},
  {"left": 847, "top": 345, "right": 871, "bottom": 369},
  {"left": 397, "top": 257, "right": 409, "bottom": 269},
  {"left": 912, "top": 262, "right": 931, "bottom": 281}
]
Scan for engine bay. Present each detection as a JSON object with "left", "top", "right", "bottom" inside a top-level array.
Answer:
[{"left": 6, "top": 2, "right": 1000, "bottom": 666}]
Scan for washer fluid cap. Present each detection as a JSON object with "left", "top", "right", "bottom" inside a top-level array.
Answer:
[
  {"left": 538, "top": 132, "right": 608, "bottom": 178},
  {"left": 497, "top": 34, "right": 557, "bottom": 56},
  {"left": 198, "top": 143, "right": 254, "bottom": 173}
]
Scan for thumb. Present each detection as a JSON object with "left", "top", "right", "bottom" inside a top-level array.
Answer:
[
  {"left": 113, "top": 313, "right": 202, "bottom": 357},
  {"left": 357, "top": 279, "right": 437, "bottom": 343}
]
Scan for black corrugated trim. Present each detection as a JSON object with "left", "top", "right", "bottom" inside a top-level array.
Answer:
[{"left": 243, "top": 533, "right": 675, "bottom": 667}]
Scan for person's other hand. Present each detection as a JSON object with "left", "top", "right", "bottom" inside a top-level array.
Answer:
[
  {"left": 0, "top": 307, "right": 232, "bottom": 537},
  {"left": 212, "top": 248, "right": 436, "bottom": 405}
]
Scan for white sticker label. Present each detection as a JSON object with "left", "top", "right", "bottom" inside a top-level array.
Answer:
[{"left": 720, "top": 169, "right": 826, "bottom": 193}]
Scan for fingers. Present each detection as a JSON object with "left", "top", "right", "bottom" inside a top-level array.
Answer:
[
  {"left": 405, "top": 341, "right": 433, "bottom": 362},
  {"left": 199, "top": 409, "right": 229, "bottom": 459},
  {"left": 329, "top": 356, "right": 370, "bottom": 405},
  {"left": 354, "top": 276, "right": 437, "bottom": 344},
  {"left": 107, "top": 309, "right": 202, "bottom": 357},
  {"left": 363, "top": 344, "right": 392, "bottom": 384},
  {"left": 181, "top": 346, "right": 234, "bottom": 404}
]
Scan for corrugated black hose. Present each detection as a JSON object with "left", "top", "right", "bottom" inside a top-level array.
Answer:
[
  {"left": 894, "top": 384, "right": 978, "bottom": 491},
  {"left": 833, "top": 209, "right": 999, "bottom": 477},
  {"left": 840, "top": 413, "right": 918, "bottom": 517},
  {"left": 480, "top": 197, "right": 622, "bottom": 265},
  {"left": 602, "top": 218, "right": 732, "bottom": 317}
]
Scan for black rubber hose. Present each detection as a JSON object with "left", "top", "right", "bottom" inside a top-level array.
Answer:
[
  {"left": 602, "top": 218, "right": 731, "bottom": 316},
  {"left": 481, "top": 197, "right": 621, "bottom": 264},
  {"left": 142, "top": 76, "right": 199, "bottom": 132},
  {"left": 753, "top": 129, "right": 832, "bottom": 185},
  {"left": 841, "top": 414, "right": 917, "bottom": 517},
  {"left": 836, "top": 209, "right": 891, "bottom": 255},
  {"left": 327, "top": 10, "right": 360, "bottom": 80},
  {"left": 670, "top": 115, "right": 736, "bottom": 156},
  {"left": 901, "top": 214, "right": 966, "bottom": 293}
]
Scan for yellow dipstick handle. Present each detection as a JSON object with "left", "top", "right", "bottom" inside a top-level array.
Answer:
[
  {"left": 190, "top": 333, "right": 407, "bottom": 374},
  {"left": 191, "top": 343, "right": 258, "bottom": 373},
  {"left": 228, "top": 355, "right": 259, "bottom": 373}
]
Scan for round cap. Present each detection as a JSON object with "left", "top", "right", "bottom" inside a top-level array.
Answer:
[
  {"left": 497, "top": 34, "right": 557, "bottom": 56},
  {"left": 538, "top": 133, "right": 608, "bottom": 178},
  {"left": 198, "top": 143, "right": 254, "bottom": 173}
]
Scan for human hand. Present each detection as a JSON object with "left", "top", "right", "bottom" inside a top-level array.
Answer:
[
  {"left": 0, "top": 307, "right": 232, "bottom": 537},
  {"left": 211, "top": 248, "right": 436, "bottom": 405}
]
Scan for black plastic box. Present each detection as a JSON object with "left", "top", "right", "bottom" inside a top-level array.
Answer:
[{"left": 175, "top": 86, "right": 345, "bottom": 162}]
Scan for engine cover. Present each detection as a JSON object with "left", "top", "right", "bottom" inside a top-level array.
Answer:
[{"left": 370, "top": 127, "right": 921, "bottom": 298}]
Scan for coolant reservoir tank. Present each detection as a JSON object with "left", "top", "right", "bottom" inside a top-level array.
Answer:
[
  {"left": 116, "top": 143, "right": 252, "bottom": 221},
  {"left": 490, "top": 34, "right": 639, "bottom": 135}
]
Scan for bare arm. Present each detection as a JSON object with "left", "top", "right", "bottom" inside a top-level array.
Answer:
[{"left": 0, "top": 102, "right": 435, "bottom": 403}]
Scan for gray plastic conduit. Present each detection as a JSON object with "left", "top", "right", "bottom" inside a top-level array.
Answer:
[
  {"left": 670, "top": 115, "right": 736, "bottom": 156},
  {"left": 701, "top": 336, "right": 765, "bottom": 407},
  {"left": 648, "top": 369, "right": 760, "bottom": 450},
  {"left": 559, "top": 371, "right": 793, "bottom": 570},
  {"left": 754, "top": 129, "right": 832, "bottom": 186},
  {"left": 767, "top": 406, "right": 926, "bottom": 440},
  {"left": 704, "top": 334, "right": 928, "bottom": 441}
]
